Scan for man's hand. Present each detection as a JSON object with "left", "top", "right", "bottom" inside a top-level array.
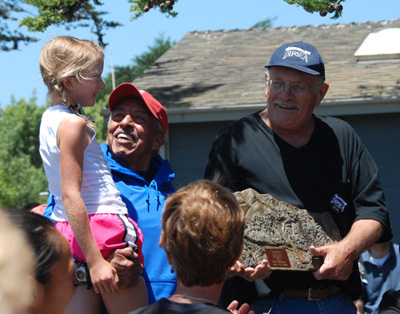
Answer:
[
  {"left": 227, "top": 300, "right": 255, "bottom": 314},
  {"left": 354, "top": 299, "right": 365, "bottom": 314},
  {"left": 311, "top": 219, "right": 385, "bottom": 281},
  {"left": 230, "top": 259, "right": 269, "bottom": 282},
  {"left": 108, "top": 247, "right": 143, "bottom": 288},
  {"left": 310, "top": 243, "right": 354, "bottom": 281}
]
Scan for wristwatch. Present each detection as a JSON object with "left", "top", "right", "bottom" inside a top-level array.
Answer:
[{"left": 75, "top": 263, "right": 88, "bottom": 283}]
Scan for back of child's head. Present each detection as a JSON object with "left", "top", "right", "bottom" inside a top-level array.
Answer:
[
  {"left": 160, "top": 180, "right": 245, "bottom": 287},
  {"left": 4, "top": 210, "right": 65, "bottom": 288},
  {"left": 40, "top": 36, "right": 104, "bottom": 106}
]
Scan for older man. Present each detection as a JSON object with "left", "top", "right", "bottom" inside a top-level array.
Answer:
[
  {"left": 204, "top": 41, "right": 392, "bottom": 313},
  {"left": 102, "top": 83, "right": 177, "bottom": 303},
  {"left": 44, "top": 83, "right": 177, "bottom": 304}
]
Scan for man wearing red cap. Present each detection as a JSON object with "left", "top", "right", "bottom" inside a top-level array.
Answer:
[
  {"left": 42, "top": 83, "right": 177, "bottom": 304},
  {"left": 101, "top": 83, "right": 177, "bottom": 304}
]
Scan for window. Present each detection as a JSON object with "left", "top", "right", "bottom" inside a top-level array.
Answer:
[{"left": 355, "top": 28, "right": 400, "bottom": 61}]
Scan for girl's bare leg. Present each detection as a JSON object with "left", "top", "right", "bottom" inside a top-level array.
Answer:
[
  {"left": 64, "top": 284, "right": 103, "bottom": 314},
  {"left": 102, "top": 276, "right": 148, "bottom": 314}
]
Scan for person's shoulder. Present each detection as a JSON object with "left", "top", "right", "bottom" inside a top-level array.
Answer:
[
  {"left": 230, "top": 112, "right": 259, "bottom": 126},
  {"left": 60, "top": 112, "right": 86, "bottom": 126},
  {"left": 215, "top": 112, "right": 260, "bottom": 137},
  {"left": 204, "top": 304, "right": 232, "bottom": 313},
  {"left": 317, "top": 115, "right": 352, "bottom": 128},
  {"left": 316, "top": 115, "right": 357, "bottom": 137},
  {"left": 127, "top": 302, "right": 158, "bottom": 314}
]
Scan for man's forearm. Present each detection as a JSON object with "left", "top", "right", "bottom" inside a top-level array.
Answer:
[{"left": 341, "top": 219, "right": 384, "bottom": 260}]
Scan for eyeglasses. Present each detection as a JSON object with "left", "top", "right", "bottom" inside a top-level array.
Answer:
[{"left": 266, "top": 79, "right": 322, "bottom": 96}]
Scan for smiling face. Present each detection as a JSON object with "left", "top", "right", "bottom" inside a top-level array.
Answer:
[
  {"left": 264, "top": 66, "right": 328, "bottom": 136},
  {"left": 64, "top": 60, "right": 105, "bottom": 107},
  {"left": 107, "top": 98, "right": 163, "bottom": 171}
]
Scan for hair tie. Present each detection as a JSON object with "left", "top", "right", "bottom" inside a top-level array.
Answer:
[{"left": 68, "top": 104, "right": 95, "bottom": 123}]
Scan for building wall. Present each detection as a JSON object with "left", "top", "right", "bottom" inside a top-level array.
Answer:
[
  {"left": 340, "top": 113, "right": 400, "bottom": 241},
  {"left": 169, "top": 121, "right": 229, "bottom": 187},
  {"left": 169, "top": 112, "right": 400, "bottom": 241}
]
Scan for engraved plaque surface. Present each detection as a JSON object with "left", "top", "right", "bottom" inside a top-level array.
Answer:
[
  {"left": 235, "top": 188, "right": 341, "bottom": 271},
  {"left": 264, "top": 248, "right": 291, "bottom": 268}
]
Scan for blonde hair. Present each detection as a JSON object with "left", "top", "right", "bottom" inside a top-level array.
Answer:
[
  {"left": 39, "top": 36, "right": 104, "bottom": 106},
  {"left": 0, "top": 210, "right": 34, "bottom": 314},
  {"left": 160, "top": 180, "right": 244, "bottom": 287}
]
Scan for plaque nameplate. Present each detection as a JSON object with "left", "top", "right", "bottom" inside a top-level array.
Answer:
[{"left": 264, "top": 248, "right": 291, "bottom": 268}]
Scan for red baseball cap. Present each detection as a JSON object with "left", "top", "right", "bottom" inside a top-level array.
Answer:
[{"left": 108, "top": 83, "right": 168, "bottom": 136}]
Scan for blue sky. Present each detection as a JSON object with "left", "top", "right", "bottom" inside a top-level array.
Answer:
[{"left": 1, "top": 0, "right": 399, "bottom": 108}]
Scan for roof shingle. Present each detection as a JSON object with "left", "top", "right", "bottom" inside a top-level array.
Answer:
[{"left": 133, "top": 19, "right": 400, "bottom": 110}]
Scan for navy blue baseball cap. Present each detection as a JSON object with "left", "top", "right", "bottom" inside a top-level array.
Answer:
[{"left": 265, "top": 41, "right": 325, "bottom": 80}]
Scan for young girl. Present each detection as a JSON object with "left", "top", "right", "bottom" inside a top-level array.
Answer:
[{"left": 38, "top": 36, "right": 147, "bottom": 314}]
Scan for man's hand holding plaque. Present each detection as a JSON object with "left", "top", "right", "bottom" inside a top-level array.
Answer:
[{"left": 234, "top": 188, "right": 341, "bottom": 271}]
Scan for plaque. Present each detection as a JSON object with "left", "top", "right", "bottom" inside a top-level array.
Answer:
[{"left": 235, "top": 188, "right": 341, "bottom": 271}]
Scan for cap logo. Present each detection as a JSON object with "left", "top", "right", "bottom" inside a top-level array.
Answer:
[{"left": 283, "top": 46, "right": 311, "bottom": 63}]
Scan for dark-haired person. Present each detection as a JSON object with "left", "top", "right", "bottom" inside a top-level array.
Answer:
[
  {"left": 204, "top": 41, "right": 392, "bottom": 313},
  {"left": 130, "top": 180, "right": 255, "bottom": 314},
  {"left": 5, "top": 210, "right": 76, "bottom": 314}
]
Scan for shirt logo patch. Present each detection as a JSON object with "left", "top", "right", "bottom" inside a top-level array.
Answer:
[
  {"left": 283, "top": 46, "right": 311, "bottom": 63},
  {"left": 330, "top": 194, "right": 347, "bottom": 213}
]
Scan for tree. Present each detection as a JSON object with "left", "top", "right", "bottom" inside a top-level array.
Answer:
[
  {"left": 283, "top": 0, "right": 344, "bottom": 18},
  {"left": 0, "top": 0, "right": 38, "bottom": 51},
  {"left": 21, "top": 0, "right": 122, "bottom": 47},
  {"left": 251, "top": 17, "right": 277, "bottom": 28},
  {"left": 0, "top": 96, "right": 48, "bottom": 208},
  {"left": 0, "top": 0, "right": 178, "bottom": 50},
  {"left": 1, "top": 0, "right": 345, "bottom": 51}
]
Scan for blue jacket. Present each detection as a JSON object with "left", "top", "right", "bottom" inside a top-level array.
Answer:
[
  {"left": 100, "top": 143, "right": 177, "bottom": 304},
  {"left": 44, "top": 144, "right": 177, "bottom": 304}
]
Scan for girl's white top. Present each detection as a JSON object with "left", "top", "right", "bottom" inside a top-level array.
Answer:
[{"left": 39, "top": 105, "right": 127, "bottom": 221}]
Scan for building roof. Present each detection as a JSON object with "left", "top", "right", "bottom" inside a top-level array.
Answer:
[{"left": 133, "top": 19, "right": 400, "bottom": 121}]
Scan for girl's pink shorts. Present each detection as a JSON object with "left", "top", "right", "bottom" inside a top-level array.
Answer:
[{"left": 55, "top": 213, "right": 144, "bottom": 264}]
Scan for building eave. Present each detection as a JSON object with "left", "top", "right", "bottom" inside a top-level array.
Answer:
[{"left": 167, "top": 97, "right": 400, "bottom": 124}]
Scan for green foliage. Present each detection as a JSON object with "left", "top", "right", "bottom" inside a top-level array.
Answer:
[
  {"left": 0, "top": 96, "right": 48, "bottom": 208},
  {"left": 1, "top": 0, "right": 346, "bottom": 51},
  {"left": 251, "top": 17, "right": 277, "bottom": 28},
  {"left": 128, "top": 0, "right": 178, "bottom": 20},
  {"left": 1, "top": 0, "right": 178, "bottom": 50},
  {"left": 133, "top": 34, "right": 175, "bottom": 76},
  {"left": 20, "top": 0, "right": 121, "bottom": 47},
  {"left": 84, "top": 96, "right": 108, "bottom": 143},
  {"left": 0, "top": 0, "right": 38, "bottom": 51},
  {"left": 283, "top": 0, "right": 344, "bottom": 18}
]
